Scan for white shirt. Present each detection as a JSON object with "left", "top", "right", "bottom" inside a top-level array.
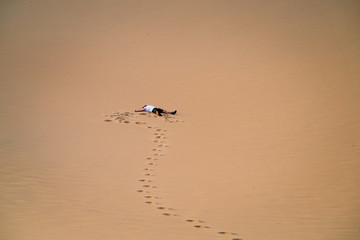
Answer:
[{"left": 144, "top": 105, "right": 155, "bottom": 112}]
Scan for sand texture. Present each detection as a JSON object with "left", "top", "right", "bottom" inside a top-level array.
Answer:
[{"left": 1, "top": 1, "right": 360, "bottom": 240}]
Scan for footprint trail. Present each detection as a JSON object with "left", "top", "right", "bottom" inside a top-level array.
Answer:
[{"left": 104, "top": 111, "right": 242, "bottom": 240}]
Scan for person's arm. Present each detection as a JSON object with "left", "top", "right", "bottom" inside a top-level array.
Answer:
[{"left": 135, "top": 109, "right": 145, "bottom": 112}]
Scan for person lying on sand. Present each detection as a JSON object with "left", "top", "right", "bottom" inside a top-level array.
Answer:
[{"left": 135, "top": 105, "right": 177, "bottom": 116}]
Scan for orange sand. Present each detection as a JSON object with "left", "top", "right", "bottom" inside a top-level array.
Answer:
[{"left": 1, "top": 1, "right": 360, "bottom": 240}]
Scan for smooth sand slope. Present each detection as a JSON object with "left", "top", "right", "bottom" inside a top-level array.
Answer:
[
  {"left": 103, "top": 111, "right": 242, "bottom": 239},
  {"left": 1, "top": 1, "right": 360, "bottom": 240}
]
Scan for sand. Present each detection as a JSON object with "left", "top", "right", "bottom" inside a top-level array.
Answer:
[{"left": 1, "top": 1, "right": 360, "bottom": 240}]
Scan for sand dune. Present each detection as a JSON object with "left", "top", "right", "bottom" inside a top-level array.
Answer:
[
  {"left": 1, "top": 1, "right": 360, "bottom": 240},
  {"left": 103, "top": 111, "right": 241, "bottom": 239}
]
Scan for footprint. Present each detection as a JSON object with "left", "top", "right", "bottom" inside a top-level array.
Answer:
[
  {"left": 157, "top": 206, "right": 174, "bottom": 210},
  {"left": 194, "top": 225, "right": 210, "bottom": 229},
  {"left": 162, "top": 213, "right": 177, "bottom": 217},
  {"left": 186, "top": 219, "right": 205, "bottom": 223},
  {"left": 144, "top": 196, "right": 155, "bottom": 199},
  {"left": 106, "top": 111, "right": 240, "bottom": 240},
  {"left": 138, "top": 179, "right": 151, "bottom": 182},
  {"left": 218, "top": 232, "right": 234, "bottom": 235}
]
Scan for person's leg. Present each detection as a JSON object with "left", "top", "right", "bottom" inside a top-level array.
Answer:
[
  {"left": 151, "top": 108, "right": 161, "bottom": 116},
  {"left": 156, "top": 108, "right": 164, "bottom": 116},
  {"left": 163, "top": 110, "right": 177, "bottom": 115},
  {"left": 155, "top": 108, "right": 176, "bottom": 115}
]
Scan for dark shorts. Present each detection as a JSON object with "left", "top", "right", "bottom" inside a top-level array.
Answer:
[{"left": 152, "top": 108, "right": 164, "bottom": 116}]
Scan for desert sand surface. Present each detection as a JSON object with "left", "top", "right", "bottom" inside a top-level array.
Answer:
[{"left": 1, "top": 1, "right": 360, "bottom": 240}]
